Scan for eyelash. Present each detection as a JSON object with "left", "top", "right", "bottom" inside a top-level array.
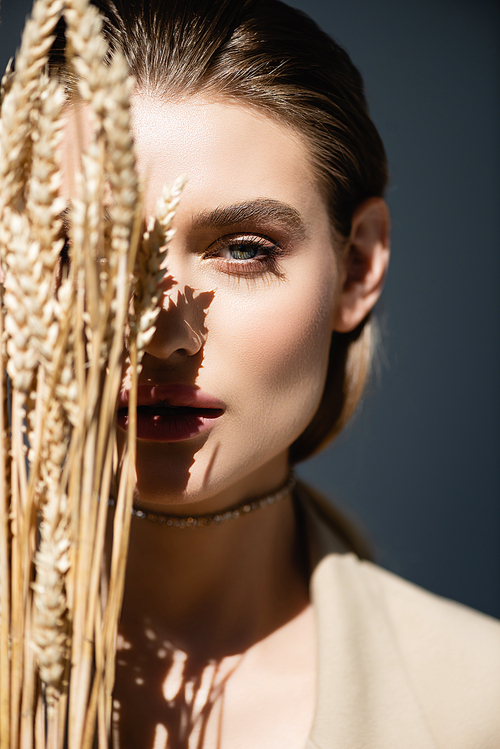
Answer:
[{"left": 203, "top": 234, "right": 285, "bottom": 279}]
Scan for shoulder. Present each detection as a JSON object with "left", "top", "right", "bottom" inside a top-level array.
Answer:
[
  {"left": 359, "top": 560, "right": 500, "bottom": 746},
  {"left": 327, "top": 554, "right": 500, "bottom": 748},
  {"left": 297, "top": 482, "right": 500, "bottom": 748}
]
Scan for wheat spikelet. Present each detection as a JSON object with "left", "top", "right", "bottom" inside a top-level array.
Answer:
[
  {"left": 2, "top": 209, "right": 40, "bottom": 394},
  {"left": 64, "top": 0, "right": 109, "bottom": 120},
  {"left": 101, "top": 50, "right": 140, "bottom": 337},
  {"left": 23, "top": 75, "right": 68, "bottom": 501},
  {"left": 0, "top": 0, "right": 64, "bottom": 215},
  {"left": 102, "top": 52, "right": 138, "bottom": 240},
  {"left": 133, "top": 174, "right": 187, "bottom": 359},
  {"left": 31, "top": 489, "right": 70, "bottom": 713},
  {"left": 26, "top": 75, "right": 66, "bottom": 369}
]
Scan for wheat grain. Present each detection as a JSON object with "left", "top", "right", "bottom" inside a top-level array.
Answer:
[{"left": 0, "top": 59, "right": 15, "bottom": 105}]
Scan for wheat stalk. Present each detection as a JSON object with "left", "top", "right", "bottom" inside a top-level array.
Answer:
[{"left": 0, "top": 285, "right": 11, "bottom": 746}]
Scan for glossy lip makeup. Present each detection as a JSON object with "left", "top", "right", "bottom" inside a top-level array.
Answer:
[{"left": 117, "top": 384, "right": 225, "bottom": 442}]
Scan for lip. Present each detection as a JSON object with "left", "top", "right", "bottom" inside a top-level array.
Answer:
[
  {"left": 120, "top": 383, "right": 225, "bottom": 410},
  {"left": 117, "top": 384, "right": 225, "bottom": 442}
]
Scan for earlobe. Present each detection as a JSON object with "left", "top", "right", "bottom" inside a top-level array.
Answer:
[{"left": 333, "top": 197, "right": 390, "bottom": 333}]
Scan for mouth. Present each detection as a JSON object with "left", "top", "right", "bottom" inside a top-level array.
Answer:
[{"left": 117, "top": 384, "right": 225, "bottom": 442}]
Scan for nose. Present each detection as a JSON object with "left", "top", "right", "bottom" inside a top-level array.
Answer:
[{"left": 144, "top": 285, "right": 212, "bottom": 362}]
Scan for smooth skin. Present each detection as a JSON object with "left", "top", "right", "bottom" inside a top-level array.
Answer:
[{"left": 64, "top": 92, "right": 390, "bottom": 749}]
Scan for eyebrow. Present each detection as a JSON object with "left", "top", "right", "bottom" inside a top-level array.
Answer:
[
  {"left": 60, "top": 199, "right": 307, "bottom": 241},
  {"left": 59, "top": 205, "right": 113, "bottom": 234},
  {"left": 191, "top": 199, "right": 307, "bottom": 241}
]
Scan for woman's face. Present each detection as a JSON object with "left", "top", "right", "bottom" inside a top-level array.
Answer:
[{"left": 81, "top": 94, "right": 340, "bottom": 510}]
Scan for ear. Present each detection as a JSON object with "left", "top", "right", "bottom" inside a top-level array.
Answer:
[{"left": 333, "top": 197, "right": 390, "bottom": 333}]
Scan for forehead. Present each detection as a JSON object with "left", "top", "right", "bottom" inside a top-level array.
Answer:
[
  {"left": 130, "top": 92, "right": 320, "bottom": 215},
  {"left": 61, "top": 92, "right": 329, "bottom": 236}
]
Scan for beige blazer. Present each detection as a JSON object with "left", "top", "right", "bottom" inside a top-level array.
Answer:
[{"left": 296, "top": 482, "right": 500, "bottom": 749}]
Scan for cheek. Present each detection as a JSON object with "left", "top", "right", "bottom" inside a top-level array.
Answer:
[{"left": 210, "top": 261, "right": 337, "bottom": 439}]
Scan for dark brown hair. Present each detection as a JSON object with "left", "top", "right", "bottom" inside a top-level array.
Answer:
[{"left": 51, "top": 0, "right": 388, "bottom": 462}]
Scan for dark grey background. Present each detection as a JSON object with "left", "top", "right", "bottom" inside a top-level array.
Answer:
[{"left": 1, "top": 0, "right": 499, "bottom": 618}]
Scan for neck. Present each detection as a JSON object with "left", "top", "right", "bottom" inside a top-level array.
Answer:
[{"left": 115, "top": 476, "right": 309, "bottom": 661}]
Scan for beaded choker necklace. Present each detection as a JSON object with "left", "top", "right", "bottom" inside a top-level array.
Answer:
[{"left": 109, "top": 473, "right": 296, "bottom": 527}]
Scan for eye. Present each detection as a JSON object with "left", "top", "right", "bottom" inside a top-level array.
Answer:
[
  {"left": 61, "top": 235, "right": 71, "bottom": 264},
  {"left": 203, "top": 234, "right": 286, "bottom": 279},
  {"left": 221, "top": 242, "right": 264, "bottom": 261},
  {"left": 56, "top": 234, "right": 71, "bottom": 284}
]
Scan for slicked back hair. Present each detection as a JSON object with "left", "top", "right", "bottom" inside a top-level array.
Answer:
[{"left": 50, "top": 0, "right": 388, "bottom": 463}]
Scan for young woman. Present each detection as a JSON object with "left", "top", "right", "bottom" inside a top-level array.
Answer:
[{"left": 56, "top": 1, "right": 500, "bottom": 747}]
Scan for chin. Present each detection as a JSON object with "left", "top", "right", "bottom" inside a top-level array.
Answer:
[
  {"left": 132, "top": 436, "right": 220, "bottom": 508},
  {"left": 134, "top": 456, "right": 196, "bottom": 507}
]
